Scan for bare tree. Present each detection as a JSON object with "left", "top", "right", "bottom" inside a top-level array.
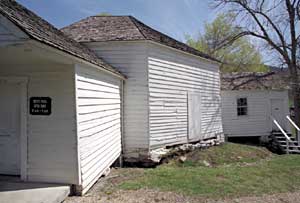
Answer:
[{"left": 214, "top": 0, "right": 300, "bottom": 125}]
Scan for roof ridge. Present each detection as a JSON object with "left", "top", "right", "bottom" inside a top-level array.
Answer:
[
  {"left": 61, "top": 14, "right": 217, "bottom": 62},
  {"left": 91, "top": 15, "right": 131, "bottom": 17},
  {"left": 129, "top": 16, "right": 173, "bottom": 41},
  {"left": 128, "top": 16, "right": 147, "bottom": 40},
  {"left": 128, "top": 16, "right": 216, "bottom": 61},
  {"left": 61, "top": 15, "right": 94, "bottom": 31}
]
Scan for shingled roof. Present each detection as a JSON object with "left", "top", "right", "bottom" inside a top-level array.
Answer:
[
  {"left": 61, "top": 16, "right": 216, "bottom": 62},
  {"left": 221, "top": 71, "right": 290, "bottom": 91},
  {"left": 0, "top": 0, "right": 123, "bottom": 77}
]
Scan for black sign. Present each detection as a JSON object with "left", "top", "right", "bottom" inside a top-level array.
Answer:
[{"left": 30, "top": 97, "right": 52, "bottom": 115}]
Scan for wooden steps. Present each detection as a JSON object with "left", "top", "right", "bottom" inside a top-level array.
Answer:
[{"left": 271, "top": 131, "right": 300, "bottom": 154}]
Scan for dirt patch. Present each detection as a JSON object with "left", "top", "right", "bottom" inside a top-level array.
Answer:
[
  {"left": 65, "top": 189, "right": 196, "bottom": 203},
  {"left": 65, "top": 187, "right": 300, "bottom": 203},
  {"left": 215, "top": 191, "right": 300, "bottom": 203},
  {"left": 64, "top": 168, "right": 144, "bottom": 203}
]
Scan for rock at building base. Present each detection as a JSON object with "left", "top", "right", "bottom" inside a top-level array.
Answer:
[{"left": 179, "top": 156, "right": 187, "bottom": 163}]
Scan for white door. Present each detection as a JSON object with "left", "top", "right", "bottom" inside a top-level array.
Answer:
[
  {"left": 271, "top": 99, "right": 285, "bottom": 131},
  {"left": 0, "top": 82, "right": 21, "bottom": 175},
  {"left": 188, "top": 93, "right": 202, "bottom": 141}
]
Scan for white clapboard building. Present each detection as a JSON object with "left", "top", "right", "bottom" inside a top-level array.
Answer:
[
  {"left": 62, "top": 16, "right": 224, "bottom": 162},
  {"left": 0, "top": 0, "right": 224, "bottom": 195},
  {"left": 0, "top": 1, "right": 124, "bottom": 195},
  {"left": 221, "top": 72, "right": 290, "bottom": 139}
]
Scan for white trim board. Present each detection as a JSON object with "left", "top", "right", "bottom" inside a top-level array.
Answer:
[{"left": 0, "top": 76, "right": 28, "bottom": 180}]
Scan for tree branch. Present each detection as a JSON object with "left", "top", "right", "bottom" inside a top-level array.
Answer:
[
  {"left": 216, "top": 0, "right": 291, "bottom": 63},
  {"left": 254, "top": 10, "right": 288, "bottom": 55},
  {"left": 297, "top": 0, "right": 300, "bottom": 19},
  {"left": 286, "top": 0, "right": 297, "bottom": 67}
]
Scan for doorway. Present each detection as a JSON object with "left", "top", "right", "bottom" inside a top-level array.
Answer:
[
  {"left": 271, "top": 99, "right": 285, "bottom": 131},
  {"left": 188, "top": 93, "right": 202, "bottom": 141},
  {"left": 0, "top": 81, "right": 21, "bottom": 175}
]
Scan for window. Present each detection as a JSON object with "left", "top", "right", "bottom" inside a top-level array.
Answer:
[{"left": 237, "top": 98, "right": 247, "bottom": 116}]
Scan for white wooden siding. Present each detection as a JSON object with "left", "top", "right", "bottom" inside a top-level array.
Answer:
[
  {"left": 27, "top": 71, "right": 78, "bottom": 184},
  {"left": 86, "top": 41, "right": 223, "bottom": 152},
  {"left": 148, "top": 43, "right": 223, "bottom": 148},
  {"left": 75, "top": 65, "right": 122, "bottom": 193},
  {"left": 84, "top": 42, "right": 149, "bottom": 158},
  {"left": 0, "top": 65, "right": 79, "bottom": 184},
  {"left": 221, "top": 90, "right": 290, "bottom": 137}
]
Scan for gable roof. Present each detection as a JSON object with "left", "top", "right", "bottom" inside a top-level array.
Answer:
[
  {"left": 221, "top": 71, "right": 290, "bottom": 91},
  {"left": 61, "top": 16, "right": 217, "bottom": 62},
  {"left": 0, "top": 0, "right": 123, "bottom": 77}
]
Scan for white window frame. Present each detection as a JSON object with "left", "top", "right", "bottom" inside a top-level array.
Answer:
[{"left": 237, "top": 97, "right": 248, "bottom": 116}]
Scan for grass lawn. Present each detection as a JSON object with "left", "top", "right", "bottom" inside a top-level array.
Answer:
[{"left": 119, "top": 143, "right": 300, "bottom": 199}]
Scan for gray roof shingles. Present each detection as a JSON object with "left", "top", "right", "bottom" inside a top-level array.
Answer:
[
  {"left": 221, "top": 71, "right": 290, "bottom": 91},
  {"left": 61, "top": 16, "right": 216, "bottom": 62},
  {"left": 0, "top": 0, "right": 123, "bottom": 77}
]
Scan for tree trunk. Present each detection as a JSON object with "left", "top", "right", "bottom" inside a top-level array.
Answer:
[{"left": 289, "top": 64, "right": 300, "bottom": 131}]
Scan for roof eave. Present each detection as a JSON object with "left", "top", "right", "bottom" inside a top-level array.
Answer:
[
  {"left": 0, "top": 3, "right": 125, "bottom": 79},
  {"left": 28, "top": 40, "right": 126, "bottom": 80},
  {"left": 82, "top": 39, "right": 221, "bottom": 66}
]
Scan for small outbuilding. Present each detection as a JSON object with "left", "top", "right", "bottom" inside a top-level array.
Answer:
[
  {"left": 0, "top": 0, "right": 124, "bottom": 194},
  {"left": 62, "top": 16, "right": 224, "bottom": 162},
  {"left": 221, "top": 72, "right": 291, "bottom": 139}
]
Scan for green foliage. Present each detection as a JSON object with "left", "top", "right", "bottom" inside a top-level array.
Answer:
[
  {"left": 119, "top": 144, "right": 300, "bottom": 198},
  {"left": 186, "top": 13, "right": 268, "bottom": 73},
  {"left": 97, "top": 12, "right": 112, "bottom": 16}
]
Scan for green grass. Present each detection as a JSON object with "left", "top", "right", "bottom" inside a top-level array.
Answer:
[
  {"left": 171, "top": 143, "right": 272, "bottom": 167},
  {"left": 119, "top": 143, "right": 300, "bottom": 199}
]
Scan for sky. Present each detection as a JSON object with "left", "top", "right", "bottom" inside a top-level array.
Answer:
[{"left": 16, "top": 0, "right": 217, "bottom": 42}]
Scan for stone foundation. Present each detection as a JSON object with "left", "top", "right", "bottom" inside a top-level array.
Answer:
[
  {"left": 150, "top": 134, "right": 225, "bottom": 163},
  {"left": 122, "top": 134, "right": 225, "bottom": 166}
]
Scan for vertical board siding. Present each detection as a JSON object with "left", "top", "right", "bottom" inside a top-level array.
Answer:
[
  {"left": 221, "top": 90, "right": 290, "bottom": 137},
  {"left": 148, "top": 44, "right": 223, "bottom": 148},
  {"left": 188, "top": 93, "right": 202, "bottom": 141},
  {"left": 26, "top": 71, "right": 78, "bottom": 184},
  {"left": 85, "top": 42, "right": 149, "bottom": 157},
  {"left": 75, "top": 65, "right": 122, "bottom": 192},
  {"left": 0, "top": 64, "right": 79, "bottom": 184}
]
